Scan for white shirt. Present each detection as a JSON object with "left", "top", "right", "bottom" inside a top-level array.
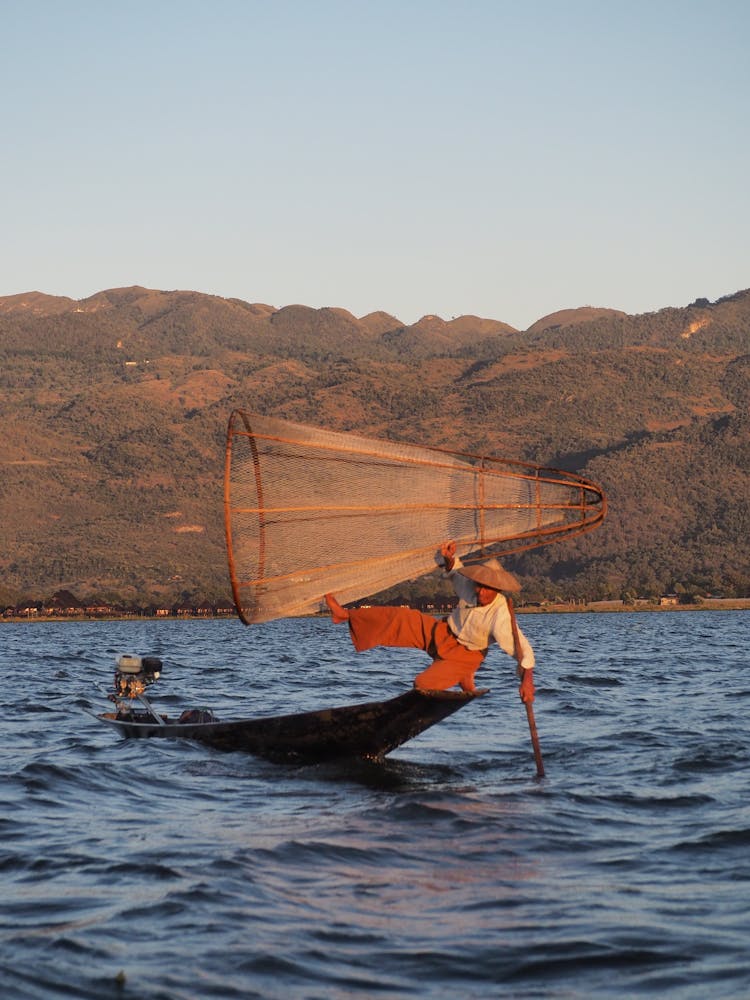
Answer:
[{"left": 442, "top": 556, "right": 535, "bottom": 670}]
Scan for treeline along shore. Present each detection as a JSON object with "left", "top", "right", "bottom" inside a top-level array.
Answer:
[{"left": 3, "top": 597, "right": 749, "bottom": 623}]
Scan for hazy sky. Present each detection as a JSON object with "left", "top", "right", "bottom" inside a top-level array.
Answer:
[{"left": 3, "top": 0, "right": 748, "bottom": 329}]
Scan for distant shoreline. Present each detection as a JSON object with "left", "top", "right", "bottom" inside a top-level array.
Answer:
[
  {"left": 2, "top": 597, "right": 749, "bottom": 623},
  {"left": 518, "top": 598, "right": 750, "bottom": 614}
]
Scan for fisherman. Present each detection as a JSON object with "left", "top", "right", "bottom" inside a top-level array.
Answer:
[{"left": 325, "top": 541, "right": 535, "bottom": 702}]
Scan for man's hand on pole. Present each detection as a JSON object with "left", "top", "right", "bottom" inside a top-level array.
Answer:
[{"left": 518, "top": 667, "right": 535, "bottom": 704}]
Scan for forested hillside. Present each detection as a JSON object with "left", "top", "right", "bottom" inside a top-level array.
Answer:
[{"left": 1, "top": 285, "right": 748, "bottom": 607}]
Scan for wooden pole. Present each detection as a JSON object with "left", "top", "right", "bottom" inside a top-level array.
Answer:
[
  {"left": 524, "top": 700, "right": 545, "bottom": 779},
  {"left": 507, "top": 596, "right": 545, "bottom": 778}
]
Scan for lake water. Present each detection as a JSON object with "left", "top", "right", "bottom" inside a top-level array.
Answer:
[{"left": 1, "top": 610, "right": 749, "bottom": 999}]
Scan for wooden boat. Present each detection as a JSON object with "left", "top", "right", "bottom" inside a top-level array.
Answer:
[
  {"left": 97, "top": 684, "right": 481, "bottom": 763},
  {"left": 97, "top": 688, "right": 480, "bottom": 762}
]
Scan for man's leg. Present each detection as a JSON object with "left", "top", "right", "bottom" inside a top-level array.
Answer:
[
  {"left": 345, "top": 605, "right": 438, "bottom": 654},
  {"left": 325, "top": 596, "right": 484, "bottom": 692},
  {"left": 414, "top": 648, "right": 485, "bottom": 693}
]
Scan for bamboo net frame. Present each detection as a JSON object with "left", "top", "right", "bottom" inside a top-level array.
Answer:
[{"left": 224, "top": 411, "right": 607, "bottom": 624}]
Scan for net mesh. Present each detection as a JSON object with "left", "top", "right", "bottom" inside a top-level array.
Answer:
[{"left": 225, "top": 411, "right": 607, "bottom": 624}]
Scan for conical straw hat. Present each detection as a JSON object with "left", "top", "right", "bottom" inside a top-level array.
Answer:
[{"left": 456, "top": 557, "right": 521, "bottom": 592}]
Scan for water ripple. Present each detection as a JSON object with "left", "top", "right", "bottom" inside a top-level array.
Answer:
[{"left": 1, "top": 611, "right": 749, "bottom": 998}]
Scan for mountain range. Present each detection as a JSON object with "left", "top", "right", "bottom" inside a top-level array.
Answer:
[{"left": 1, "top": 284, "right": 748, "bottom": 607}]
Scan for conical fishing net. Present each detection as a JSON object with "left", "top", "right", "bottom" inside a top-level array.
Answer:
[{"left": 225, "top": 411, "right": 606, "bottom": 624}]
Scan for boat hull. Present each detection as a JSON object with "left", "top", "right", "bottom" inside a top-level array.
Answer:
[{"left": 97, "top": 688, "right": 481, "bottom": 762}]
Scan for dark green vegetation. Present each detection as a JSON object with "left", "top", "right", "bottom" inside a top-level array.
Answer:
[{"left": 1, "top": 286, "right": 749, "bottom": 607}]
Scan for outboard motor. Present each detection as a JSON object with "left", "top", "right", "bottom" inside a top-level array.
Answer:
[
  {"left": 113, "top": 654, "right": 163, "bottom": 700},
  {"left": 107, "top": 654, "right": 216, "bottom": 727}
]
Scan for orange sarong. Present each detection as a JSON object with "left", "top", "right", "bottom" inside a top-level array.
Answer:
[{"left": 347, "top": 605, "right": 486, "bottom": 692}]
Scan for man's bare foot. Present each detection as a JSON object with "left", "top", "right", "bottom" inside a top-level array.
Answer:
[
  {"left": 324, "top": 593, "right": 349, "bottom": 623},
  {"left": 459, "top": 686, "right": 490, "bottom": 696}
]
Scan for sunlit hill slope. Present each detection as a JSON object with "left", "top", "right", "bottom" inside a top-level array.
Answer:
[{"left": 1, "top": 285, "right": 749, "bottom": 606}]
